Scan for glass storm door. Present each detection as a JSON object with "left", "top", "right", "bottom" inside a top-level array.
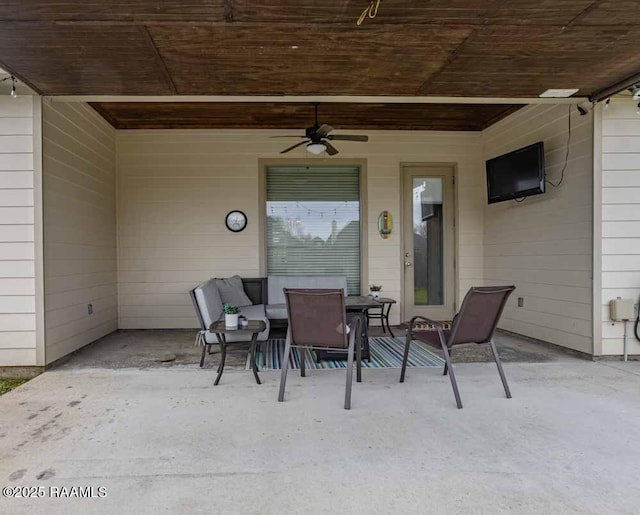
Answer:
[{"left": 402, "top": 165, "right": 455, "bottom": 322}]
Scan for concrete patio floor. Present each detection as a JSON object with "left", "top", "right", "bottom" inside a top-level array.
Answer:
[
  {"left": 1, "top": 354, "right": 640, "bottom": 514},
  {"left": 52, "top": 327, "right": 582, "bottom": 371}
]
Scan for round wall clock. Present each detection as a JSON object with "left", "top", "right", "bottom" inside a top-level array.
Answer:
[{"left": 225, "top": 210, "right": 247, "bottom": 232}]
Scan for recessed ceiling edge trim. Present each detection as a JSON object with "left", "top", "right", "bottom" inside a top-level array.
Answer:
[{"left": 47, "top": 95, "right": 583, "bottom": 105}]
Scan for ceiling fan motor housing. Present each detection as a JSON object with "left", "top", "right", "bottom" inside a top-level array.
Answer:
[{"left": 305, "top": 126, "right": 320, "bottom": 140}]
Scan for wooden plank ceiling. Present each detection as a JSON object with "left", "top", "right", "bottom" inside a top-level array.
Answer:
[{"left": 1, "top": 1, "right": 638, "bottom": 130}]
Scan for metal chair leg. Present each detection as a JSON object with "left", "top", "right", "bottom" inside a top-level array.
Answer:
[
  {"left": 489, "top": 339, "right": 512, "bottom": 399},
  {"left": 346, "top": 317, "right": 363, "bottom": 384},
  {"left": 249, "top": 333, "right": 261, "bottom": 385},
  {"left": 444, "top": 347, "right": 452, "bottom": 376},
  {"left": 345, "top": 328, "right": 356, "bottom": 410},
  {"left": 439, "top": 332, "right": 462, "bottom": 409},
  {"left": 384, "top": 304, "right": 395, "bottom": 337},
  {"left": 214, "top": 342, "right": 227, "bottom": 386},
  {"left": 215, "top": 334, "right": 224, "bottom": 373},
  {"left": 278, "top": 334, "right": 292, "bottom": 402},
  {"left": 399, "top": 330, "right": 412, "bottom": 383},
  {"left": 199, "top": 342, "right": 207, "bottom": 368},
  {"left": 356, "top": 325, "right": 362, "bottom": 384},
  {"left": 299, "top": 347, "right": 306, "bottom": 377}
]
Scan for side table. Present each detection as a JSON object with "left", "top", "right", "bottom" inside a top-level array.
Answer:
[
  {"left": 207, "top": 320, "right": 266, "bottom": 386},
  {"left": 366, "top": 297, "right": 396, "bottom": 337}
]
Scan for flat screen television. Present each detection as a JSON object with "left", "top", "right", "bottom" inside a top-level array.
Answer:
[{"left": 486, "top": 141, "right": 545, "bottom": 204}]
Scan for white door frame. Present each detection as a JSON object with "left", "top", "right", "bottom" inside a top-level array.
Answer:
[{"left": 400, "top": 162, "right": 458, "bottom": 323}]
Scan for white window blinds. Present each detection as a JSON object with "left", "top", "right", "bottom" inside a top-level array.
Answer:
[{"left": 266, "top": 166, "right": 361, "bottom": 295}]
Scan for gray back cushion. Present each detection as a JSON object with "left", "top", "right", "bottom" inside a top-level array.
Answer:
[
  {"left": 194, "top": 279, "right": 224, "bottom": 327},
  {"left": 267, "top": 276, "right": 347, "bottom": 305},
  {"left": 215, "top": 275, "right": 253, "bottom": 307}
]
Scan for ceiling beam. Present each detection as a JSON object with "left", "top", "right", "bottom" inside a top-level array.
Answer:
[{"left": 48, "top": 95, "right": 583, "bottom": 104}]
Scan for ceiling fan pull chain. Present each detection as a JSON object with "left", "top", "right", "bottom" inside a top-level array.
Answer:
[
  {"left": 356, "top": 7, "right": 368, "bottom": 25},
  {"left": 369, "top": 0, "right": 380, "bottom": 18},
  {"left": 357, "top": 0, "right": 380, "bottom": 25}
]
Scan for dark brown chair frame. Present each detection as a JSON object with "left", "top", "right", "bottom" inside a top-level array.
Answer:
[
  {"left": 401, "top": 285, "right": 515, "bottom": 409},
  {"left": 278, "top": 288, "right": 362, "bottom": 410}
]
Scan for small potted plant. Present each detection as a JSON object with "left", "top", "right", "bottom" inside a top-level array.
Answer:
[
  {"left": 238, "top": 315, "right": 249, "bottom": 327},
  {"left": 223, "top": 303, "right": 240, "bottom": 328},
  {"left": 369, "top": 284, "right": 382, "bottom": 299}
]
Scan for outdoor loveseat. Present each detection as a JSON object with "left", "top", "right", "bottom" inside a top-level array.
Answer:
[{"left": 190, "top": 275, "right": 349, "bottom": 342}]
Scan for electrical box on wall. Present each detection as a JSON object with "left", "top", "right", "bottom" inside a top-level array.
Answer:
[{"left": 609, "top": 298, "right": 635, "bottom": 321}]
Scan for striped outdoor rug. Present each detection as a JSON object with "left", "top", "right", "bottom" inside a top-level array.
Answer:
[{"left": 246, "top": 337, "right": 444, "bottom": 371}]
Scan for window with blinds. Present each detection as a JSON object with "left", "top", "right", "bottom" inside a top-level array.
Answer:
[{"left": 266, "top": 166, "right": 361, "bottom": 295}]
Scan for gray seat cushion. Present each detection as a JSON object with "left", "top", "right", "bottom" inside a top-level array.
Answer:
[
  {"left": 265, "top": 303, "right": 287, "bottom": 320},
  {"left": 267, "top": 275, "right": 348, "bottom": 305}
]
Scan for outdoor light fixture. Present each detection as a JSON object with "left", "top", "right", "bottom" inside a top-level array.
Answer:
[
  {"left": 577, "top": 101, "right": 593, "bottom": 116},
  {"left": 306, "top": 142, "right": 327, "bottom": 155},
  {"left": 627, "top": 84, "right": 640, "bottom": 115},
  {"left": 0, "top": 75, "right": 17, "bottom": 98}
]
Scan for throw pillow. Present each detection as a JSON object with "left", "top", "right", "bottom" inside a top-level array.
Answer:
[{"left": 215, "top": 275, "right": 253, "bottom": 307}]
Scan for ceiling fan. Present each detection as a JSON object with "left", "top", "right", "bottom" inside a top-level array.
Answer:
[{"left": 273, "top": 103, "right": 369, "bottom": 156}]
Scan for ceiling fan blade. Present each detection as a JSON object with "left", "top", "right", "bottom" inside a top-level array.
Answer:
[
  {"left": 323, "top": 141, "right": 339, "bottom": 156},
  {"left": 280, "top": 140, "right": 309, "bottom": 154},
  {"left": 326, "top": 134, "right": 369, "bottom": 142},
  {"left": 316, "top": 124, "right": 334, "bottom": 137}
]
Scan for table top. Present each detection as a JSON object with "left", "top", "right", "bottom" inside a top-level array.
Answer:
[
  {"left": 345, "top": 295, "right": 381, "bottom": 310},
  {"left": 209, "top": 320, "right": 266, "bottom": 333}
]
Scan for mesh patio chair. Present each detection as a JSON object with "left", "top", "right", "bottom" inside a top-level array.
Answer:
[
  {"left": 278, "top": 288, "right": 362, "bottom": 410},
  {"left": 401, "top": 285, "right": 516, "bottom": 409}
]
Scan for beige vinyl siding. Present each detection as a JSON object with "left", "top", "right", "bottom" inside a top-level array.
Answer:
[
  {"left": 42, "top": 101, "right": 117, "bottom": 364},
  {"left": 117, "top": 130, "right": 484, "bottom": 329},
  {"left": 482, "top": 105, "right": 594, "bottom": 354},
  {"left": 600, "top": 95, "right": 640, "bottom": 356},
  {"left": 0, "top": 96, "right": 41, "bottom": 366}
]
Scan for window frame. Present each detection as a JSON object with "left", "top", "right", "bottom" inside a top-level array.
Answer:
[{"left": 259, "top": 158, "right": 368, "bottom": 296}]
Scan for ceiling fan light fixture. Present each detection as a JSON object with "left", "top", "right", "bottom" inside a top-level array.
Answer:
[
  {"left": 274, "top": 104, "right": 367, "bottom": 155},
  {"left": 306, "top": 142, "right": 326, "bottom": 155}
]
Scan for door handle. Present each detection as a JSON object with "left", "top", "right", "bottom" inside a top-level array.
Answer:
[{"left": 405, "top": 262, "right": 412, "bottom": 267}]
